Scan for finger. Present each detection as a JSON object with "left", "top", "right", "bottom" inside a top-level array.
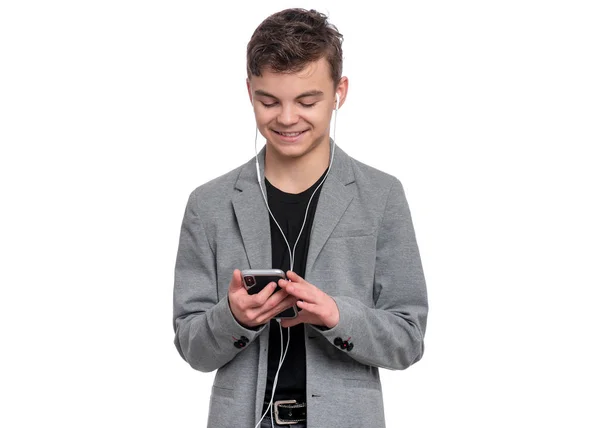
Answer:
[
  {"left": 280, "top": 280, "right": 317, "bottom": 303},
  {"left": 248, "top": 282, "right": 278, "bottom": 308},
  {"left": 280, "top": 319, "right": 300, "bottom": 328},
  {"left": 278, "top": 278, "right": 293, "bottom": 290},
  {"left": 295, "top": 299, "right": 322, "bottom": 315},
  {"left": 256, "top": 295, "right": 297, "bottom": 324},
  {"left": 229, "top": 269, "right": 244, "bottom": 292},
  {"left": 280, "top": 311, "right": 307, "bottom": 328},
  {"left": 286, "top": 270, "right": 305, "bottom": 283},
  {"left": 259, "top": 288, "right": 290, "bottom": 312}
]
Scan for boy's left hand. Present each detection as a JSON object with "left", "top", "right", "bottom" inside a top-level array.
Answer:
[{"left": 278, "top": 271, "right": 340, "bottom": 329}]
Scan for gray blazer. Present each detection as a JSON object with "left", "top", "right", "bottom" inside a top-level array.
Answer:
[{"left": 173, "top": 143, "right": 428, "bottom": 427}]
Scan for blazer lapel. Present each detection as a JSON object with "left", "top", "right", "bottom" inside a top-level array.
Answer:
[{"left": 305, "top": 144, "right": 355, "bottom": 276}]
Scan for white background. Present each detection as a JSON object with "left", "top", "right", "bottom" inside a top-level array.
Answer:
[{"left": 1, "top": 1, "right": 599, "bottom": 427}]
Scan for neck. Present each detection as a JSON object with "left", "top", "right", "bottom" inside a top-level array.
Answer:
[{"left": 264, "top": 139, "right": 331, "bottom": 194}]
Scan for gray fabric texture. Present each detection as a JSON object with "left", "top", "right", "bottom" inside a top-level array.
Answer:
[{"left": 173, "top": 142, "right": 428, "bottom": 427}]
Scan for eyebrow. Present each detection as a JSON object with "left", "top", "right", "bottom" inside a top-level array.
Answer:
[{"left": 253, "top": 89, "right": 324, "bottom": 100}]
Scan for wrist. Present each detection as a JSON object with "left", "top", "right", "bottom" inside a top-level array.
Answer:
[
  {"left": 228, "top": 296, "right": 250, "bottom": 328},
  {"left": 326, "top": 298, "right": 340, "bottom": 328}
]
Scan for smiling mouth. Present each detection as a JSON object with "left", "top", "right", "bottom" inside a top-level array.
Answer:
[{"left": 272, "top": 130, "right": 308, "bottom": 137}]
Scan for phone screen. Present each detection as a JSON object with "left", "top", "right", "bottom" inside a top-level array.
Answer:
[{"left": 243, "top": 273, "right": 282, "bottom": 295}]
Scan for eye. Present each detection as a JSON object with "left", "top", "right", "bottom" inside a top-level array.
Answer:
[
  {"left": 260, "top": 101, "right": 278, "bottom": 108},
  {"left": 300, "top": 102, "right": 317, "bottom": 108}
]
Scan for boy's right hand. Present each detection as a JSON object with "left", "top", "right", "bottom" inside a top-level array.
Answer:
[{"left": 228, "top": 269, "right": 297, "bottom": 328}]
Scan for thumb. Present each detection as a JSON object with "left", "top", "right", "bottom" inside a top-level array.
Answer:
[
  {"left": 229, "top": 269, "right": 244, "bottom": 293},
  {"left": 280, "top": 313, "right": 303, "bottom": 328}
]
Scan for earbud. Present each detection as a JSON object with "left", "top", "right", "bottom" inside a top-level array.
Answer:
[{"left": 335, "top": 93, "right": 340, "bottom": 111}]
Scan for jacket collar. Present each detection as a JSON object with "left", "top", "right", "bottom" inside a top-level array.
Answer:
[{"left": 232, "top": 139, "right": 355, "bottom": 276}]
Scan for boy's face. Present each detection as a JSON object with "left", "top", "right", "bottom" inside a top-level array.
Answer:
[{"left": 247, "top": 57, "right": 347, "bottom": 161}]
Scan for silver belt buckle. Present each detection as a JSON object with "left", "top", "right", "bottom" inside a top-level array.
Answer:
[{"left": 274, "top": 399, "right": 298, "bottom": 425}]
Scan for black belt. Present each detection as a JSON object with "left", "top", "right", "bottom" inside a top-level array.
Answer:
[{"left": 265, "top": 400, "right": 307, "bottom": 425}]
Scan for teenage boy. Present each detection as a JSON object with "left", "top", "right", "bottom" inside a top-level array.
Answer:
[{"left": 173, "top": 8, "right": 428, "bottom": 428}]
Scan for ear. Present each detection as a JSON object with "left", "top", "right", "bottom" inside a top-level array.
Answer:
[
  {"left": 246, "top": 78, "right": 253, "bottom": 104},
  {"left": 335, "top": 76, "right": 349, "bottom": 110}
]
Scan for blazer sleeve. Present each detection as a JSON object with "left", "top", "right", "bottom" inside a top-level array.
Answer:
[
  {"left": 313, "top": 178, "right": 428, "bottom": 370},
  {"left": 172, "top": 190, "right": 266, "bottom": 372}
]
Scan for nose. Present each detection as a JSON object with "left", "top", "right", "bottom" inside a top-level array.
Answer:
[{"left": 277, "top": 103, "right": 299, "bottom": 126}]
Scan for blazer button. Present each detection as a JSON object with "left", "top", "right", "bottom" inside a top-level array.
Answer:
[
  {"left": 341, "top": 341, "right": 348, "bottom": 349},
  {"left": 334, "top": 337, "right": 343, "bottom": 346},
  {"left": 240, "top": 336, "right": 249, "bottom": 344},
  {"left": 347, "top": 343, "right": 354, "bottom": 351},
  {"left": 234, "top": 341, "right": 242, "bottom": 349}
]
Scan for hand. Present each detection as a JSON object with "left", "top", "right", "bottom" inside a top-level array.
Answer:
[
  {"left": 278, "top": 271, "right": 340, "bottom": 329},
  {"left": 228, "top": 269, "right": 298, "bottom": 328}
]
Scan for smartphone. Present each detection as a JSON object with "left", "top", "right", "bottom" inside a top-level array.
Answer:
[{"left": 241, "top": 269, "right": 298, "bottom": 319}]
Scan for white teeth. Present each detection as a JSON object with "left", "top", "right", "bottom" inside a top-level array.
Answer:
[{"left": 277, "top": 131, "right": 303, "bottom": 136}]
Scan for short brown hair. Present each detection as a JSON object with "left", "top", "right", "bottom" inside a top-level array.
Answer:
[{"left": 246, "top": 8, "right": 344, "bottom": 86}]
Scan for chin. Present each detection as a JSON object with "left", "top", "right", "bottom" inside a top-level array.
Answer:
[
  {"left": 265, "top": 134, "right": 305, "bottom": 154},
  {"left": 267, "top": 141, "right": 309, "bottom": 159}
]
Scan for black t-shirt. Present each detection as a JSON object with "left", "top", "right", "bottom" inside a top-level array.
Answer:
[{"left": 262, "top": 169, "right": 327, "bottom": 410}]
